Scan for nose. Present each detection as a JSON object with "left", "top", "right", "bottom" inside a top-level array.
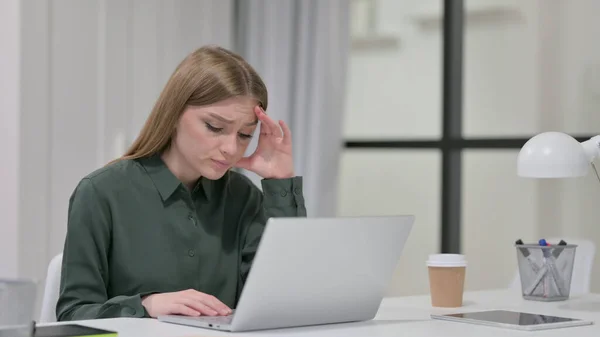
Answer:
[{"left": 220, "top": 133, "right": 238, "bottom": 157}]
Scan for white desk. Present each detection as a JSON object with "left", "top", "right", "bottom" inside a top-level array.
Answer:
[{"left": 43, "top": 289, "right": 600, "bottom": 336}]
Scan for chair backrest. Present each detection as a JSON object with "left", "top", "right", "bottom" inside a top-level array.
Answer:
[
  {"left": 39, "top": 253, "right": 63, "bottom": 323},
  {"left": 509, "top": 238, "right": 596, "bottom": 296}
]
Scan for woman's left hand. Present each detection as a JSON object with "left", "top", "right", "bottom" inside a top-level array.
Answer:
[{"left": 235, "top": 106, "right": 295, "bottom": 179}]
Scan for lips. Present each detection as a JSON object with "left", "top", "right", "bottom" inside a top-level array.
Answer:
[{"left": 212, "top": 159, "right": 230, "bottom": 168}]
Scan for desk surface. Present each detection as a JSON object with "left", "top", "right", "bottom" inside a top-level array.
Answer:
[{"left": 44, "top": 289, "right": 600, "bottom": 336}]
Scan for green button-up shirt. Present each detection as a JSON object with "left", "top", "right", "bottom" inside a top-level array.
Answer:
[{"left": 56, "top": 155, "right": 306, "bottom": 321}]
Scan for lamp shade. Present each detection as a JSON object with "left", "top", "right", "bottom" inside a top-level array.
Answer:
[{"left": 517, "top": 132, "right": 590, "bottom": 178}]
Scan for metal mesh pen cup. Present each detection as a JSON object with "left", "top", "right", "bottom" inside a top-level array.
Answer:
[{"left": 515, "top": 244, "right": 577, "bottom": 301}]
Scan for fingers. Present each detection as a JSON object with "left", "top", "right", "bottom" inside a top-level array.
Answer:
[
  {"left": 255, "top": 106, "right": 282, "bottom": 137},
  {"left": 254, "top": 106, "right": 292, "bottom": 144},
  {"left": 179, "top": 297, "right": 220, "bottom": 316},
  {"left": 258, "top": 119, "right": 272, "bottom": 136},
  {"left": 279, "top": 120, "right": 292, "bottom": 145},
  {"left": 170, "top": 303, "right": 200, "bottom": 317},
  {"left": 201, "top": 294, "right": 232, "bottom": 315},
  {"left": 185, "top": 290, "right": 231, "bottom": 315},
  {"left": 255, "top": 107, "right": 272, "bottom": 135}
]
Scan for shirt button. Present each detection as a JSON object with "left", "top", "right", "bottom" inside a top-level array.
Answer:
[
  {"left": 280, "top": 190, "right": 288, "bottom": 197},
  {"left": 188, "top": 215, "right": 196, "bottom": 226},
  {"left": 188, "top": 249, "right": 195, "bottom": 257},
  {"left": 294, "top": 187, "right": 301, "bottom": 195}
]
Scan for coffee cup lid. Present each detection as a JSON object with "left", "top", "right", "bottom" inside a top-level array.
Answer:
[{"left": 427, "top": 254, "right": 467, "bottom": 267}]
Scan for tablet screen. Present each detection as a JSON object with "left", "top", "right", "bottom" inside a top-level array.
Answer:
[
  {"left": 444, "top": 310, "right": 580, "bottom": 326},
  {"left": 33, "top": 324, "right": 117, "bottom": 337}
]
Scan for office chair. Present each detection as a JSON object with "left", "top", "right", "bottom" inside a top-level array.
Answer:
[{"left": 39, "top": 253, "right": 63, "bottom": 322}]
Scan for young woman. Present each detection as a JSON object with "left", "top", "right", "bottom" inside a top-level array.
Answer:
[{"left": 56, "top": 46, "right": 306, "bottom": 321}]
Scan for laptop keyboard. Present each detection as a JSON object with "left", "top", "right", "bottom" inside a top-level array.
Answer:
[{"left": 194, "top": 314, "right": 233, "bottom": 324}]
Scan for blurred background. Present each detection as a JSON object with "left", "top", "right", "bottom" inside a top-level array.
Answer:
[{"left": 1, "top": 0, "right": 599, "bottom": 317}]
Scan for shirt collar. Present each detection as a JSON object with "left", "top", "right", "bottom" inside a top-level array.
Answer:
[
  {"left": 194, "top": 175, "right": 213, "bottom": 202},
  {"left": 138, "top": 154, "right": 212, "bottom": 202}
]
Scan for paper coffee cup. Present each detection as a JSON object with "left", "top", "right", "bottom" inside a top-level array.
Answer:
[{"left": 427, "top": 254, "right": 467, "bottom": 308}]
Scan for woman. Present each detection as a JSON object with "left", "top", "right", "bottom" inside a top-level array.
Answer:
[{"left": 56, "top": 45, "right": 307, "bottom": 321}]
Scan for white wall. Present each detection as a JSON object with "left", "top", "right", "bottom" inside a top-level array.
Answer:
[
  {"left": 338, "top": 150, "right": 441, "bottom": 296},
  {"left": 0, "top": 0, "right": 21, "bottom": 279},
  {"left": 3, "top": 0, "right": 233, "bottom": 315},
  {"left": 340, "top": 0, "right": 600, "bottom": 296}
]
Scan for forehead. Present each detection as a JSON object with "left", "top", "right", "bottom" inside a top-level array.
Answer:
[{"left": 198, "top": 96, "right": 256, "bottom": 119}]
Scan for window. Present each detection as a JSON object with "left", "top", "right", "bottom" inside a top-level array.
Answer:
[{"left": 339, "top": 0, "right": 600, "bottom": 294}]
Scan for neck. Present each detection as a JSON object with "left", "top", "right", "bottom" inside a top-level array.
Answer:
[{"left": 161, "top": 147, "right": 200, "bottom": 190}]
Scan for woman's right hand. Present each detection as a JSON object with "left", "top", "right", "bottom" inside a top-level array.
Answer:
[{"left": 141, "top": 289, "right": 232, "bottom": 318}]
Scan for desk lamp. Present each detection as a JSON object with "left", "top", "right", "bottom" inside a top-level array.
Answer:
[{"left": 517, "top": 132, "right": 600, "bottom": 181}]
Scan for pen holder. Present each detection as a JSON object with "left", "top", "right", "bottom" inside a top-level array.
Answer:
[{"left": 515, "top": 244, "right": 577, "bottom": 301}]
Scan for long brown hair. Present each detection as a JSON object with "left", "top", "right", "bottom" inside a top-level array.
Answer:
[{"left": 114, "top": 45, "right": 268, "bottom": 163}]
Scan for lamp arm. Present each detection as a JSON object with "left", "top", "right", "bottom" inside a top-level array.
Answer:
[{"left": 582, "top": 135, "right": 600, "bottom": 162}]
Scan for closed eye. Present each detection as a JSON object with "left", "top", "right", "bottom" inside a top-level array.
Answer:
[
  {"left": 206, "top": 122, "right": 252, "bottom": 140},
  {"left": 205, "top": 122, "right": 223, "bottom": 133}
]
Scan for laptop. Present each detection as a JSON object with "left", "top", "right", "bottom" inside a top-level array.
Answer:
[{"left": 158, "top": 215, "right": 415, "bottom": 332}]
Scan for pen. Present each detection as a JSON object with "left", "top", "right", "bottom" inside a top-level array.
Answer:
[
  {"left": 517, "top": 239, "right": 547, "bottom": 296},
  {"left": 553, "top": 240, "right": 570, "bottom": 279},
  {"left": 524, "top": 263, "right": 548, "bottom": 296},
  {"left": 515, "top": 239, "right": 541, "bottom": 274},
  {"left": 540, "top": 239, "right": 566, "bottom": 296},
  {"left": 539, "top": 239, "right": 552, "bottom": 297},
  {"left": 552, "top": 240, "right": 567, "bottom": 258}
]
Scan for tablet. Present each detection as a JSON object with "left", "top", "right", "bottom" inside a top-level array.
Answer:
[
  {"left": 431, "top": 310, "right": 594, "bottom": 331},
  {"left": 33, "top": 324, "right": 117, "bottom": 337}
]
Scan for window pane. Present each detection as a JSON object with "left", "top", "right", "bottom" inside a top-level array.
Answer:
[
  {"left": 539, "top": 169, "right": 600, "bottom": 293},
  {"left": 549, "top": 0, "right": 600, "bottom": 135},
  {"left": 462, "top": 150, "right": 539, "bottom": 291},
  {"left": 344, "top": 0, "right": 441, "bottom": 139},
  {"left": 462, "top": 0, "right": 539, "bottom": 137},
  {"left": 463, "top": 0, "right": 600, "bottom": 137},
  {"left": 337, "top": 149, "right": 441, "bottom": 296},
  {"left": 463, "top": 150, "right": 600, "bottom": 293}
]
